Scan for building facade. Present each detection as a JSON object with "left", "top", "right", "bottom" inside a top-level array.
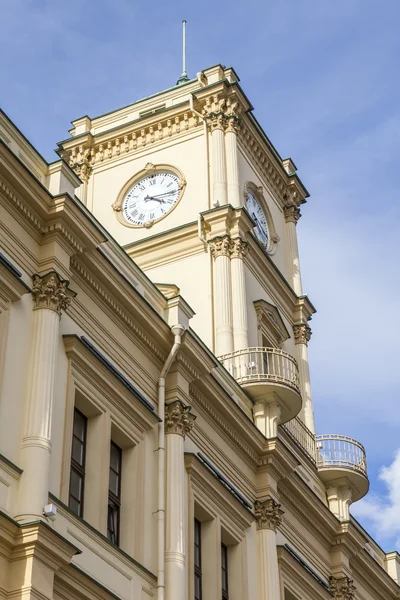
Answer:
[{"left": 0, "top": 64, "right": 399, "bottom": 600}]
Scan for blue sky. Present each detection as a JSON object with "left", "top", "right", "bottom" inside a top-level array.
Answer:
[{"left": 1, "top": 0, "right": 399, "bottom": 550}]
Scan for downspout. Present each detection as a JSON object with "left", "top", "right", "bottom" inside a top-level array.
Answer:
[{"left": 157, "top": 324, "right": 186, "bottom": 600}]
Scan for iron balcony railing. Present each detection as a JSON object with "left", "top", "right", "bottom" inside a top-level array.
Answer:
[
  {"left": 218, "top": 347, "right": 300, "bottom": 395},
  {"left": 316, "top": 434, "right": 368, "bottom": 477},
  {"left": 281, "top": 417, "right": 316, "bottom": 464}
]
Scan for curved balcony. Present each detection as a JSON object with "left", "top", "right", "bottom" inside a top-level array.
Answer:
[
  {"left": 218, "top": 347, "right": 302, "bottom": 423},
  {"left": 316, "top": 434, "right": 369, "bottom": 501}
]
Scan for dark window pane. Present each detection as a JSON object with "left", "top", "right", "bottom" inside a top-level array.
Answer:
[
  {"left": 221, "top": 543, "right": 229, "bottom": 598},
  {"left": 194, "top": 519, "right": 202, "bottom": 600},
  {"left": 69, "top": 495, "right": 80, "bottom": 516},
  {"left": 109, "top": 442, "right": 122, "bottom": 499},
  {"left": 72, "top": 435, "right": 84, "bottom": 465},
  {"left": 110, "top": 443, "right": 120, "bottom": 471},
  {"left": 69, "top": 408, "right": 87, "bottom": 517},
  {"left": 109, "top": 469, "right": 118, "bottom": 497},
  {"left": 107, "top": 501, "right": 120, "bottom": 545}
]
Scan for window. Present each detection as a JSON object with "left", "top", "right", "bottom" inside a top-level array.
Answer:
[
  {"left": 194, "top": 519, "right": 202, "bottom": 600},
  {"left": 107, "top": 441, "right": 122, "bottom": 545},
  {"left": 221, "top": 543, "right": 229, "bottom": 599},
  {"left": 69, "top": 408, "right": 87, "bottom": 517}
]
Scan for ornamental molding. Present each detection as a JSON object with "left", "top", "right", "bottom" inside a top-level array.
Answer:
[
  {"left": 32, "top": 272, "right": 76, "bottom": 316},
  {"left": 189, "top": 384, "right": 259, "bottom": 465},
  {"left": 208, "top": 236, "right": 249, "bottom": 260},
  {"left": 0, "top": 178, "right": 44, "bottom": 235},
  {"left": 59, "top": 110, "right": 202, "bottom": 183},
  {"left": 230, "top": 237, "right": 249, "bottom": 259},
  {"left": 329, "top": 576, "right": 356, "bottom": 600},
  {"left": 165, "top": 400, "right": 196, "bottom": 438},
  {"left": 254, "top": 498, "right": 284, "bottom": 531},
  {"left": 283, "top": 203, "right": 301, "bottom": 225},
  {"left": 0, "top": 178, "right": 87, "bottom": 255},
  {"left": 277, "top": 484, "right": 334, "bottom": 546},
  {"left": 70, "top": 257, "right": 166, "bottom": 362},
  {"left": 208, "top": 235, "right": 231, "bottom": 259},
  {"left": 293, "top": 323, "right": 312, "bottom": 346},
  {"left": 202, "top": 94, "right": 242, "bottom": 133}
]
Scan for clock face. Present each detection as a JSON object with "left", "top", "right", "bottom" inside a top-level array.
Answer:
[
  {"left": 121, "top": 171, "right": 181, "bottom": 226},
  {"left": 246, "top": 191, "right": 269, "bottom": 247}
]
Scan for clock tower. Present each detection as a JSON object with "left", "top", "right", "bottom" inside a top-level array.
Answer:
[{"left": 58, "top": 64, "right": 316, "bottom": 435}]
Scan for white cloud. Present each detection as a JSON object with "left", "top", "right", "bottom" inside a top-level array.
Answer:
[{"left": 352, "top": 450, "right": 400, "bottom": 550}]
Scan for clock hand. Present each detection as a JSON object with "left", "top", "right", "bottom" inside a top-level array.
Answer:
[{"left": 147, "top": 190, "right": 177, "bottom": 199}]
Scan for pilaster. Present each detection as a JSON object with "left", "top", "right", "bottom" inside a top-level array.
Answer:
[
  {"left": 164, "top": 400, "right": 196, "bottom": 600},
  {"left": 224, "top": 99, "right": 241, "bottom": 207},
  {"left": 230, "top": 237, "right": 249, "bottom": 352},
  {"left": 293, "top": 323, "right": 315, "bottom": 434},
  {"left": 16, "top": 272, "right": 75, "bottom": 522},
  {"left": 283, "top": 201, "right": 302, "bottom": 295}
]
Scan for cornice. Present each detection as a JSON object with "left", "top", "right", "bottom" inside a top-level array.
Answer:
[
  {"left": 351, "top": 549, "right": 400, "bottom": 600},
  {"left": 63, "top": 335, "right": 159, "bottom": 439},
  {"left": 189, "top": 382, "right": 260, "bottom": 466},
  {"left": 278, "top": 546, "right": 332, "bottom": 600},
  {"left": 185, "top": 453, "right": 254, "bottom": 537},
  {"left": 58, "top": 105, "right": 203, "bottom": 181},
  {"left": 70, "top": 255, "right": 167, "bottom": 364},
  {"left": 278, "top": 472, "right": 338, "bottom": 548}
]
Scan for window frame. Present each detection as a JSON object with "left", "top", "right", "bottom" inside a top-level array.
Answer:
[
  {"left": 194, "top": 518, "right": 202, "bottom": 600},
  {"left": 68, "top": 407, "right": 87, "bottom": 517},
  {"left": 221, "top": 543, "right": 229, "bottom": 600},
  {"left": 107, "top": 440, "right": 122, "bottom": 546}
]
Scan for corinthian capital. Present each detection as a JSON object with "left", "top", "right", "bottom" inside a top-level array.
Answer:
[
  {"left": 293, "top": 323, "right": 312, "bottom": 346},
  {"left": 254, "top": 498, "right": 284, "bottom": 531},
  {"left": 230, "top": 237, "right": 249, "bottom": 259},
  {"left": 283, "top": 203, "right": 301, "bottom": 224},
  {"left": 32, "top": 272, "right": 76, "bottom": 316},
  {"left": 165, "top": 400, "right": 196, "bottom": 438},
  {"left": 329, "top": 576, "right": 356, "bottom": 600},
  {"left": 209, "top": 236, "right": 231, "bottom": 259}
]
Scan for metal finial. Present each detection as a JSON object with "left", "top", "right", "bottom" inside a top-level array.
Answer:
[{"left": 176, "top": 20, "right": 190, "bottom": 85}]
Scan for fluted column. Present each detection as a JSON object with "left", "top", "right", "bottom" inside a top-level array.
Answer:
[
  {"left": 209, "top": 236, "right": 234, "bottom": 357},
  {"left": 225, "top": 112, "right": 241, "bottom": 207},
  {"left": 165, "top": 401, "right": 196, "bottom": 600},
  {"left": 284, "top": 203, "right": 303, "bottom": 295},
  {"left": 210, "top": 116, "right": 228, "bottom": 205},
  {"left": 255, "top": 498, "right": 284, "bottom": 600},
  {"left": 16, "top": 272, "right": 75, "bottom": 521},
  {"left": 202, "top": 95, "right": 228, "bottom": 206},
  {"left": 293, "top": 323, "right": 315, "bottom": 433},
  {"left": 230, "top": 238, "right": 249, "bottom": 352}
]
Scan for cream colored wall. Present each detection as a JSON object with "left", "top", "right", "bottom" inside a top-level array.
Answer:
[
  {"left": 244, "top": 267, "right": 295, "bottom": 355},
  {"left": 146, "top": 251, "right": 213, "bottom": 350},
  {"left": 238, "top": 148, "right": 287, "bottom": 276},
  {"left": 88, "top": 132, "right": 207, "bottom": 247},
  {"left": 0, "top": 295, "right": 33, "bottom": 464}
]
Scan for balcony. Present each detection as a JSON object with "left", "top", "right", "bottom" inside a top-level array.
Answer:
[
  {"left": 219, "top": 347, "right": 302, "bottom": 423},
  {"left": 316, "top": 434, "right": 369, "bottom": 501}
]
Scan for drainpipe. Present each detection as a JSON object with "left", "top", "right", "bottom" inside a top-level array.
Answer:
[{"left": 157, "top": 324, "right": 186, "bottom": 600}]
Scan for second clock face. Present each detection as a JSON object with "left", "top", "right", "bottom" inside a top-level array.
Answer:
[
  {"left": 122, "top": 171, "right": 181, "bottom": 226},
  {"left": 246, "top": 191, "right": 269, "bottom": 247}
]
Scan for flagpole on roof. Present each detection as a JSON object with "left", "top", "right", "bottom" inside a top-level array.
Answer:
[{"left": 177, "top": 20, "right": 190, "bottom": 85}]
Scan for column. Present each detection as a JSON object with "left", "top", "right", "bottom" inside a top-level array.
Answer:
[
  {"left": 209, "top": 236, "right": 234, "bottom": 357},
  {"left": 16, "top": 272, "right": 75, "bottom": 522},
  {"left": 230, "top": 238, "right": 249, "bottom": 352},
  {"left": 254, "top": 498, "right": 284, "bottom": 600},
  {"left": 211, "top": 116, "right": 228, "bottom": 205},
  {"left": 293, "top": 323, "right": 315, "bottom": 434},
  {"left": 225, "top": 113, "right": 241, "bottom": 207},
  {"left": 283, "top": 203, "right": 302, "bottom": 295},
  {"left": 203, "top": 95, "right": 228, "bottom": 206},
  {"left": 165, "top": 400, "right": 196, "bottom": 600}
]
